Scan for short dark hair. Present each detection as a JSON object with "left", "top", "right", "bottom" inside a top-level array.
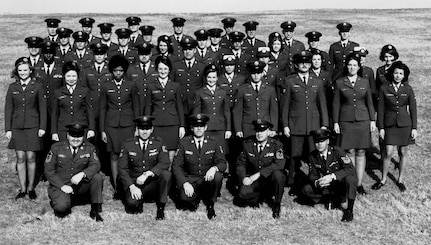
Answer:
[
  {"left": 155, "top": 56, "right": 172, "bottom": 71},
  {"left": 379, "top": 44, "right": 399, "bottom": 62},
  {"left": 386, "top": 61, "right": 410, "bottom": 83},
  {"left": 11, "top": 57, "right": 34, "bottom": 79}
]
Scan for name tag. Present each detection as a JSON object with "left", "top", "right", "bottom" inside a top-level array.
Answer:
[
  {"left": 108, "top": 89, "right": 115, "bottom": 93},
  {"left": 58, "top": 154, "right": 66, "bottom": 158},
  {"left": 185, "top": 150, "right": 193, "bottom": 155},
  {"left": 149, "top": 152, "right": 158, "bottom": 156},
  {"left": 245, "top": 93, "right": 252, "bottom": 97},
  {"left": 13, "top": 91, "right": 20, "bottom": 95},
  {"left": 80, "top": 153, "right": 91, "bottom": 158},
  {"left": 88, "top": 74, "right": 95, "bottom": 77},
  {"left": 264, "top": 152, "right": 274, "bottom": 157},
  {"left": 360, "top": 87, "right": 365, "bottom": 90},
  {"left": 178, "top": 69, "right": 185, "bottom": 72},
  {"left": 58, "top": 95, "right": 66, "bottom": 100},
  {"left": 129, "top": 152, "right": 137, "bottom": 156},
  {"left": 401, "top": 93, "right": 407, "bottom": 97},
  {"left": 386, "top": 94, "right": 394, "bottom": 97},
  {"left": 293, "top": 85, "right": 300, "bottom": 88},
  {"left": 335, "top": 51, "right": 341, "bottom": 53},
  {"left": 132, "top": 74, "right": 138, "bottom": 77},
  {"left": 205, "top": 150, "right": 215, "bottom": 155},
  {"left": 311, "top": 85, "right": 318, "bottom": 88},
  {"left": 152, "top": 90, "right": 161, "bottom": 94}
]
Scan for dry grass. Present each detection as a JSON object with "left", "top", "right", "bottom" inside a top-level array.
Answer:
[{"left": 1, "top": 9, "right": 431, "bottom": 244}]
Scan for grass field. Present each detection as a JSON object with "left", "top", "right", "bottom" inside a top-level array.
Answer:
[{"left": 1, "top": 8, "right": 431, "bottom": 244}]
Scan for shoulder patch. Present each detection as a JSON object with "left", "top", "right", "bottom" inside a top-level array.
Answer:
[
  {"left": 276, "top": 149, "right": 284, "bottom": 159},
  {"left": 341, "top": 156, "right": 351, "bottom": 164},
  {"left": 45, "top": 151, "right": 53, "bottom": 163}
]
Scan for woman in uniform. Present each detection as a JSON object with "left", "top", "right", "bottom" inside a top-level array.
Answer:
[
  {"left": 268, "top": 32, "right": 288, "bottom": 73},
  {"left": 5, "top": 57, "right": 47, "bottom": 199},
  {"left": 193, "top": 64, "right": 231, "bottom": 150},
  {"left": 333, "top": 53, "right": 376, "bottom": 195},
  {"left": 152, "top": 35, "right": 178, "bottom": 64},
  {"left": 372, "top": 61, "right": 417, "bottom": 192},
  {"left": 375, "top": 45, "right": 399, "bottom": 105},
  {"left": 51, "top": 61, "right": 94, "bottom": 142},
  {"left": 145, "top": 56, "right": 185, "bottom": 163},
  {"left": 100, "top": 55, "right": 139, "bottom": 199}
]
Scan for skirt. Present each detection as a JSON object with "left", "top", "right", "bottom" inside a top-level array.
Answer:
[
  {"left": 339, "top": 120, "right": 371, "bottom": 150},
  {"left": 384, "top": 126, "right": 414, "bottom": 146},
  {"left": 154, "top": 125, "right": 179, "bottom": 150},
  {"left": 106, "top": 126, "right": 135, "bottom": 154},
  {"left": 8, "top": 128, "right": 43, "bottom": 151}
]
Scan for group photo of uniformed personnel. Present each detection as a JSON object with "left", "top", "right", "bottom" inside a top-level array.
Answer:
[{"left": 3, "top": 8, "right": 420, "bottom": 228}]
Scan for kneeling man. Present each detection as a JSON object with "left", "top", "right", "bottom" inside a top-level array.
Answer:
[
  {"left": 118, "top": 116, "right": 171, "bottom": 220},
  {"left": 45, "top": 123, "right": 103, "bottom": 221}
]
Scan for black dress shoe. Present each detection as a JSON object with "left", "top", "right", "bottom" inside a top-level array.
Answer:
[
  {"left": 207, "top": 206, "right": 216, "bottom": 220},
  {"left": 371, "top": 181, "right": 385, "bottom": 190},
  {"left": 357, "top": 186, "right": 367, "bottom": 195},
  {"left": 15, "top": 191, "right": 26, "bottom": 200},
  {"left": 272, "top": 203, "right": 281, "bottom": 219},
  {"left": 341, "top": 209, "right": 353, "bottom": 222},
  {"left": 156, "top": 208, "right": 165, "bottom": 220},
  {"left": 28, "top": 190, "right": 37, "bottom": 200},
  {"left": 396, "top": 182, "right": 406, "bottom": 192},
  {"left": 90, "top": 210, "right": 104, "bottom": 222}
]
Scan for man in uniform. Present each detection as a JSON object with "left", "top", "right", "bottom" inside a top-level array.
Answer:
[
  {"left": 329, "top": 22, "right": 359, "bottom": 81},
  {"left": 305, "top": 31, "right": 332, "bottom": 74},
  {"left": 194, "top": 29, "right": 214, "bottom": 66},
  {"left": 56, "top": 27, "right": 74, "bottom": 66},
  {"left": 171, "top": 37, "right": 206, "bottom": 121},
  {"left": 126, "top": 16, "right": 143, "bottom": 47},
  {"left": 234, "top": 119, "right": 285, "bottom": 218},
  {"left": 118, "top": 116, "right": 171, "bottom": 220},
  {"left": 280, "top": 21, "right": 305, "bottom": 76},
  {"left": 300, "top": 128, "right": 357, "bottom": 222},
  {"left": 24, "top": 36, "right": 44, "bottom": 69},
  {"left": 242, "top": 21, "right": 266, "bottom": 59},
  {"left": 233, "top": 60, "right": 278, "bottom": 139},
  {"left": 65, "top": 31, "right": 93, "bottom": 70},
  {"left": 45, "top": 123, "right": 103, "bottom": 221},
  {"left": 112, "top": 28, "right": 138, "bottom": 64},
  {"left": 169, "top": 17, "right": 192, "bottom": 60},
  {"left": 279, "top": 51, "right": 328, "bottom": 194},
  {"left": 172, "top": 114, "right": 226, "bottom": 219},
  {"left": 97, "top": 23, "right": 118, "bottom": 57},
  {"left": 79, "top": 17, "right": 100, "bottom": 45},
  {"left": 206, "top": 28, "right": 224, "bottom": 67},
  {"left": 220, "top": 17, "right": 236, "bottom": 49},
  {"left": 257, "top": 47, "right": 280, "bottom": 87},
  {"left": 44, "top": 18, "right": 61, "bottom": 43},
  {"left": 220, "top": 31, "right": 252, "bottom": 76}
]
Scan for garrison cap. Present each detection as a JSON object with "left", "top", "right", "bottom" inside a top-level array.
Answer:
[
  {"left": 293, "top": 51, "right": 313, "bottom": 64},
  {"left": 252, "top": 119, "right": 273, "bottom": 132},
  {"left": 15, "top": 57, "right": 30, "bottom": 67},
  {"left": 203, "top": 64, "right": 219, "bottom": 76},
  {"left": 98, "top": 23, "right": 114, "bottom": 33},
  {"left": 90, "top": 43, "right": 108, "bottom": 55},
  {"left": 40, "top": 41, "right": 58, "bottom": 54},
  {"left": 24, "top": 36, "right": 44, "bottom": 48},
  {"left": 268, "top": 32, "right": 283, "bottom": 42},
  {"left": 311, "top": 128, "right": 330, "bottom": 142},
  {"left": 139, "top": 25, "right": 155, "bottom": 35},
  {"left": 158, "top": 35, "right": 170, "bottom": 43},
  {"left": 246, "top": 60, "right": 266, "bottom": 74},
  {"left": 56, "top": 27, "right": 73, "bottom": 38},
  {"left": 257, "top": 47, "right": 271, "bottom": 58},
  {"left": 72, "top": 31, "right": 89, "bottom": 42},
  {"left": 45, "top": 18, "right": 61, "bottom": 28},
  {"left": 208, "top": 28, "right": 223, "bottom": 38},
  {"left": 62, "top": 60, "right": 80, "bottom": 75},
  {"left": 79, "top": 17, "right": 95, "bottom": 27},
  {"left": 180, "top": 37, "right": 198, "bottom": 49},
  {"left": 280, "top": 21, "right": 297, "bottom": 31},
  {"left": 189, "top": 113, "right": 210, "bottom": 126},
  {"left": 115, "top": 28, "right": 132, "bottom": 39},
  {"left": 228, "top": 31, "right": 245, "bottom": 42},
  {"left": 222, "top": 55, "right": 236, "bottom": 66},
  {"left": 353, "top": 47, "right": 368, "bottom": 56},
  {"left": 126, "top": 16, "right": 142, "bottom": 26},
  {"left": 243, "top": 21, "right": 259, "bottom": 31},
  {"left": 194, "top": 29, "right": 209, "bottom": 41},
  {"left": 336, "top": 22, "right": 352, "bottom": 32},
  {"left": 221, "top": 17, "right": 236, "bottom": 28},
  {"left": 134, "top": 116, "right": 155, "bottom": 129},
  {"left": 305, "top": 31, "right": 322, "bottom": 41},
  {"left": 136, "top": 42, "right": 154, "bottom": 55},
  {"left": 171, "top": 17, "right": 186, "bottom": 26},
  {"left": 66, "top": 122, "right": 88, "bottom": 137},
  {"left": 108, "top": 55, "right": 129, "bottom": 73}
]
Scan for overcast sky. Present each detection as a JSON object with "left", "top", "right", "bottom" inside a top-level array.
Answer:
[{"left": 3, "top": 0, "right": 431, "bottom": 14}]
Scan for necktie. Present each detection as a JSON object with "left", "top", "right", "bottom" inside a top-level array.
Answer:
[
  {"left": 394, "top": 84, "right": 398, "bottom": 92},
  {"left": 259, "top": 145, "right": 263, "bottom": 154},
  {"left": 235, "top": 52, "right": 239, "bottom": 60},
  {"left": 321, "top": 154, "right": 326, "bottom": 161},
  {"left": 303, "top": 76, "right": 307, "bottom": 85},
  {"left": 62, "top": 49, "right": 66, "bottom": 56},
  {"left": 46, "top": 64, "right": 51, "bottom": 75},
  {"left": 131, "top": 36, "right": 135, "bottom": 43},
  {"left": 116, "top": 83, "right": 121, "bottom": 89},
  {"left": 351, "top": 81, "right": 355, "bottom": 87},
  {"left": 21, "top": 83, "right": 27, "bottom": 91},
  {"left": 287, "top": 41, "right": 291, "bottom": 48},
  {"left": 69, "top": 86, "right": 74, "bottom": 94},
  {"left": 72, "top": 147, "right": 77, "bottom": 158},
  {"left": 199, "top": 50, "right": 203, "bottom": 57},
  {"left": 254, "top": 84, "right": 259, "bottom": 93},
  {"left": 32, "top": 58, "right": 36, "bottom": 66},
  {"left": 197, "top": 140, "right": 202, "bottom": 153},
  {"left": 160, "top": 81, "right": 165, "bottom": 88},
  {"left": 187, "top": 60, "right": 192, "bottom": 69},
  {"left": 97, "top": 66, "right": 101, "bottom": 74},
  {"left": 144, "top": 65, "right": 147, "bottom": 75},
  {"left": 342, "top": 43, "right": 346, "bottom": 48},
  {"left": 227, "top": 75, "right": 232, "bottom": 83},
  {"left": 142, "top": 140, "right": 148, "bottom": 153},
  {"left": 176, "top": 36, "right": 180, "bottom": 42}
]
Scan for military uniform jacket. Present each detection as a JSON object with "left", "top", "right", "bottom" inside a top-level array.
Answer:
[
  {"left": 269, "top": 51, "right": 289, "bottom": 72},
  {"left": 118, "top": 135, "right": 170, "bottom": 188},
  {"left": 87, "top": 35, "right": 102, "bottom": 46},
  {"left": 169, "top": 34, "right": 192, "bottom": 60},
  {"left": 5, "top": 79, "right": 47, "bottom": 131},
  {"left": 307, "top": 48, "right": 332, "bottom": 74},
  {"left": 45, "top": 141, "right": 100, "bottom": 189},
  {"left": 377, "top": 83, "right": 417, "bottom": 129},
  {"left": 311, "top": 69, "right": 334, "bottom": 106},
  {"left": 375, "top": 65, "right": 389, "bottom": 96},
  {"left": 28, "top": 56, "right": 44, "bottom": 70},
  {"left": 144, "top": 79, "right": 185, "bottom": 127},
  {"left": 171, "top": 59, "right": 206, "bottom": 115},
  {"left": 64, "top": 48, "right": 94, "bottom": 70},
  {"left": 56, "top": 45, "right": 73, "bottom": 66},
  {"left": 219, "top": 49, "right": 253, "bottom": 76},
  {"left": 242, "top": 38, "right": 266, "bottom": 58},
  {"left": 106, "top": 42, "right": 120, "bottom": 58},
  {"left": 308, "top": 146, "right": 355, "bottom": 184},
  {"left": 361, "top": 66, "right": 376, "bottom": 98},
  {"left": 333, "top": 76, "right": 375, "bottom": 123},
  {"left": 100, "top": 79, "right": 139, "bottom": 130},
  {"left": 129, "top": 34, "right": 144, "bottom": 48},
  {"left": 126, "top": 62, "right": 158, "bottom": 84},
  {"left": 328, "top": 41, "right": 359, "bottom": 79},
  {"left": 51, "top": 85, "right": 95, "bottom": 134},
  {"left": 195, "top": 48, "right": 219, "bottom": 66},
  {"left": 262, "top": 63, "right": 281, "bottom": 87},
  {"left": 218, "top": 72, "right": 247, "bottom": 109},
  {"left": 192, "top": 86, "right": 231, "bottom": 131},
  {"left": 172, "top": 135, "right": 227, "bottom": 186},
  {"left": 34, "top": 62, "right": 64, "bottom": 101},
  {"left": 281, "top": 39, "right": 306, "bottom": 74},
  {"left": 233, "top": 83, "right": 279, "bottom": 137},
  {"left": 110, "top": 45, "right": 138, "bottom": 64},
  {"left": 280, "top": 74, "right": 328, "bottom": 135},
  {"left": 80, "top": 64, "right": 112, "bottom": 118},
  {"left": 236, "top": 137, "right": 285, "bottom": 181},
  {"left": 220, "top": 35, "right": 232, "bottom": 50}
]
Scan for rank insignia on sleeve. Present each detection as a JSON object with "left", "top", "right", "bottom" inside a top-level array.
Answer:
[
  {"left": 341, "top": 156, "right": 351, "bottom": 164},
  {"left": 276, "top": 149, "right": 284, "bottom": 159},
  {"left": 45, "top": 151, "right": 53, "bottom": 163},
  {"left": 174, "top": 149, "right": 179, "bottom": 156},
  {"left": 219, "top": 146, "right": 224, "bottom": 154}
]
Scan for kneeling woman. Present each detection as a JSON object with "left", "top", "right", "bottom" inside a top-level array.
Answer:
[{"left": 372, "top": 61, "right": 417, "bottom": 192}]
